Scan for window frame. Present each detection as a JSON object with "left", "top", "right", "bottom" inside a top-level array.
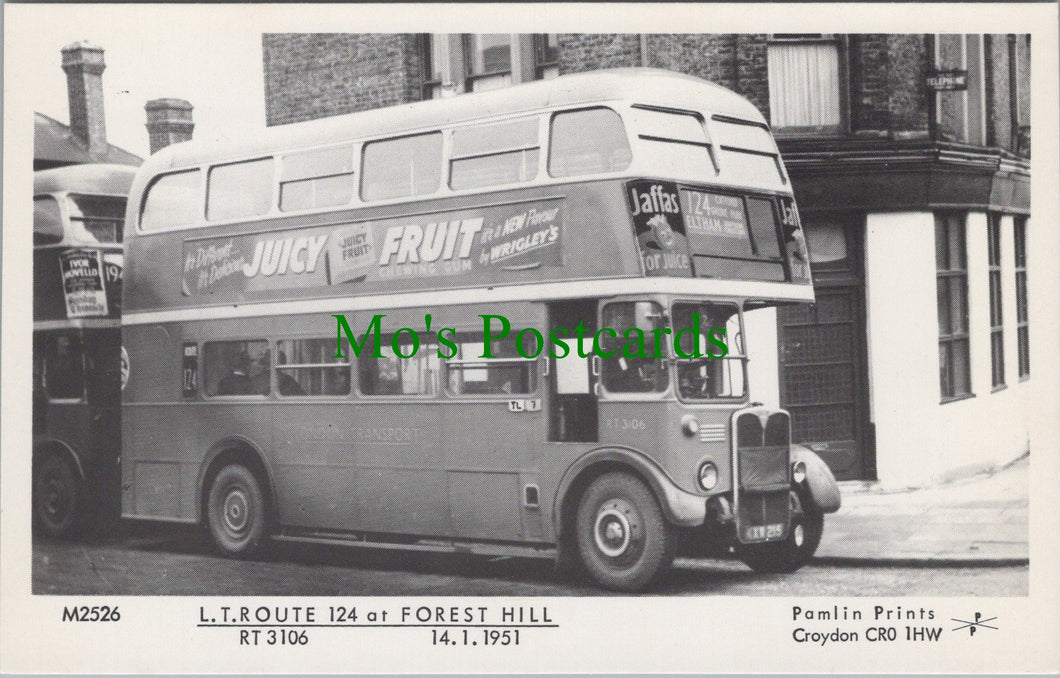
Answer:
[
  {"left": 275, "top": 336, "right": 353, "bottom": 398},
  {"left": 202, "top": 338, "right": 272, "bottom": 399},
  {"left": 138, "top": 168, "right": 204, "bottom": 232},
  {"left": 1014, "top": 216, "right": 1030, "bottom": 380},
  {"left": 356, "top": 335, "right": 443, "bottom": 399},
  {"left": 936, "top": 212, "right": 973, "bottom": 403},
  {"left": 987, "top": 214, "right": 1005, "bottom": 390},
  {"left": 206, "top": 157, "right": 276, "bottom": 222},
  {"left": 359, "top": 131, "right": 444, "bottom": 202},
  {"left": 278, "top": 144, "right": 357, "bottom": 213},
  {"left": 547, "top": 106, "right": 633, "bottom": 179},
  {"left": 462, "top": 33, "right": 514, "bottom": 92},
  {"left": 443, "top": 330, "right": 539, "bottom": 398},
  {"left": 766, "top": 33, "right": 849, "bottom": 136},
  {"left": 448, "top": 116, "right": 542, "bottom": 191},
  {"left": 34, "top": 195, "right": 64, "bottom": 245}
]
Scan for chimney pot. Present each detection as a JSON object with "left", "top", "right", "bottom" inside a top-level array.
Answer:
[
  {"left": 61, "top": 41, "right": 108, "bottom": 158},
  {"left": 145, "top": 98, "right": 195, "bottom": 154}
]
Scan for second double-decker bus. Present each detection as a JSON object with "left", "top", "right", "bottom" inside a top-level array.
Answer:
[
  {"left": 33, "top": 163, "right": 136, "bottom": 537},
  {"left": 122, "top": 69, "right": 840, "bottom": 591}
]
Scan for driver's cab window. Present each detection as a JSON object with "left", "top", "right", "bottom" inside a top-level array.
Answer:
[
  {"left": 672, "top": 302, "right": 746, "bottom": 400},
  {"left": 599, "top": 301, "right": 669, "bottom": 393}
]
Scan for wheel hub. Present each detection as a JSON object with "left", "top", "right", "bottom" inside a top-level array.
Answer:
[
  {"left": 793, "top": 523, "right": 805, "bottom": 547},
  {"left": 594, "top": 504, "right": 632, "bottom": 557},
  {"left": 223, "top": 489, "right": 249, "bottom": 533}
]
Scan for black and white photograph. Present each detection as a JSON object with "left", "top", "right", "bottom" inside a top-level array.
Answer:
[{"left": 2, "top": 3, "right": 1058, "bottom": 674}]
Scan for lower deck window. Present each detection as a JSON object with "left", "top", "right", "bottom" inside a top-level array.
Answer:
[
  {"left": 205, "top": 340, "right": 270, "bottom": 396},
  {"left": 359, "top": 339, "right": 440, "bottom": 396},
  {"left": 447, "top": 334, "right": 536, "bottom": 396},
  {"left": 276, "top": 338, "right": 351, "bottom": 396}
]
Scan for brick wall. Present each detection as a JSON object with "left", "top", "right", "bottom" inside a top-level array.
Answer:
[
  {"left": 854, "top": 34, "right": 929, "bottom": 135},
  {"left": 560, "top": 34, "right": 770, "bottom": 121},
  {"left": 557, "top": 33, "right": 641, "bottom": 73},
  {"left": 262, "top": 33, "right": 422, "bottom": 126}
]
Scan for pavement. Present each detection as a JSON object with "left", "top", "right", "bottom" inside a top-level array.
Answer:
[{"left": 815, "top": 454, "right": 1029, "bottom": 566}]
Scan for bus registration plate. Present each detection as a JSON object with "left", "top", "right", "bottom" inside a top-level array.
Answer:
[{"left": 744, "top": 523, "right": 785, "bottom": 542}]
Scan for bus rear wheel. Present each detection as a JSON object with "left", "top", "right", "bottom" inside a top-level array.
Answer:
[
  {"left": 737, "top": 489, "right": 823, "bottom": 574},
  {"left": 33, "top": 454, "right": 83, "bottom": 538},
  {"left": 206, "top": 464, "right": 266, "bottom": 558},
  {"left": 575, "top": 472, "right": 675, "bottom": 592}
]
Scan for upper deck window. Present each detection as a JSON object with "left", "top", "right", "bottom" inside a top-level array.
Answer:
[
  {"left": 548, "top": 108, "right": 632, "bottom": 178},
  {"left": 280, "top": 145, "right": 355, "bottom": 212},
  {"left": 450, "top": 118, "right": 540, "bottom": 190},
  {"left": 34, "top": 196, "right": 63, "bottom": 245},
  {"left": 207, "top": 158, "right": 274, "bottom": 221},
  {"left": 631, "top": 106, "right": 716, "bottom": 180},
  {"left": 361, "top": 132, "right": 443, "bottom": 201},
  {"left": 711, "top": 117, "right": 785, "bottom": 185},
  {"left": 140, "top": 169, "right": 202, "bottom": 231},
  {"left": 67, "top": 194, "right": 125, "bottom": 244}
]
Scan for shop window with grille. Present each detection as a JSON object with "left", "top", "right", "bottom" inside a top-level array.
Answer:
[
  {"left": 936, "top": 213, "right": 971, "bottom": 401},
  {"left": 1014, "top": 216, "right": 1030, "bottom": 379},
  {"left": 767, "top": 35, "right": 843, "bottom": 132}
]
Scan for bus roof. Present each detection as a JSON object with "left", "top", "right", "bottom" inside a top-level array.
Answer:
[
  {"left": 136, "top": 69, "right": 768, "bottom": 177},
  {"left": 34, "top": 163, "right": 138, "bottom": 196}
]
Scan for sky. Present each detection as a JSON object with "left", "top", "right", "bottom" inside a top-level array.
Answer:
[{"left": 16, "top": 6, "right": 268, "bottom": 160}]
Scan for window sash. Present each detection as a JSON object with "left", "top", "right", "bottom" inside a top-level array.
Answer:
[{"left": 768, "top": 41, "right": 842, "bottom": 129}]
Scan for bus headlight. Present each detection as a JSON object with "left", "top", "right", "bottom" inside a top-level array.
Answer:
[
  {"left": 680, "top": 415, "right": 700, "bottom": 437},
  {"left": 792, "top": 460, "right": 807, "bottom": 484},
  {"left": 698, "top": 462, "right": 719, "bottom": 491}
]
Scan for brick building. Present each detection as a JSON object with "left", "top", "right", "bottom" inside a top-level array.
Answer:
[{"left": 261, "top": 33, "right": 1032, "bottom": 487}]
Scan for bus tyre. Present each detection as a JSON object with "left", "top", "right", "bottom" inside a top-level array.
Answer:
[
  {"left": 737, "top": 489, "right": 823, "bottom": 574},
  {"left": 575, "top": 472, "right": 675, "bottom": 592},
  {"left": 207, "top": 465, "right": 266, "bottom": 558},
  {"left": 33, "top": 454, "right": 83, "bottom": 538}
]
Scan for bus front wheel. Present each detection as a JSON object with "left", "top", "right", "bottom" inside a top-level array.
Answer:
[
  {"left": 575, "top": 472, "right": 676, "bottom": 592},
  {"left": 33, "top": 454, "right": 83, "bottom": 538},
  {"left": 207, "top": 464, "right": 266, "bottom": 558},
  {"left": 737, "top": 489, "right": 823, "bottom": 574}
]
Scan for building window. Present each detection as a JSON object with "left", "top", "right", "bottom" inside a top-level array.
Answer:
[
  {"left": 534, "top": 34, "right": 559, "bottom": 80},
  {"left": 767, "top": 35, "right": 843, "bottom": 132},
  {"left": 936, "top": 213, "right": 971, "bottom": 401},
  {"left": 1014, "top": 216, "right": 1030, "bottom": 379},
  {"left": 463, "top": 34, "right": 512, "bottom": 92},
  {"left": 987, "top": 215, "right": 1005, "bottom": 388}
]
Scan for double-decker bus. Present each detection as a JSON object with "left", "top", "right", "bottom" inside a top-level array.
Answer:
[
  {"left": 122, "top": 69, "right": 840, "bottom": 591},
  {"left": 33, "top": 163, "right": 135, "bottom": 537}
]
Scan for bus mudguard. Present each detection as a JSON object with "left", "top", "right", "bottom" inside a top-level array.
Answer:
[
  {"left": 790, "top": 444, "right": 841, "bottom": 513},
  {"left": 554, "top": 446, "right": 708, "bottom": 535},
  {"left": 34, "top": 438, "right": 87, "bottom": 480}
]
